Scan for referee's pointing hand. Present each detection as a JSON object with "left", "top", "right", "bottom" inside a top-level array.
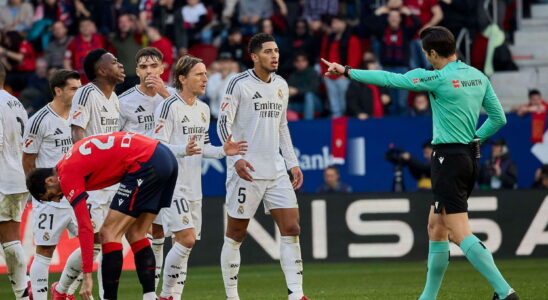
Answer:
[{"left": 321, "top": 58, "right": 346, "bottom": 76}]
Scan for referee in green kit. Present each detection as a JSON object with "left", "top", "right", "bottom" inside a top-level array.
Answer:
[{"left": 322, "top": 26, "right": 518, "bottom": 300}]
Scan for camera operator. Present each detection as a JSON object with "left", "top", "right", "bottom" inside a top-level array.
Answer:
[{"left": 385, "top": 141, "right": 433, "bottom": 191}]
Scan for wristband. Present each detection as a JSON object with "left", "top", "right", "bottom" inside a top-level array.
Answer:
[{"left": 343, "top": 65, "right": 352, "bottom": 78}]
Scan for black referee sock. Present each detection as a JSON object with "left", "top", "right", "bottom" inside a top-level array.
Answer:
[
  {"left": 102, "top": 242, "right": 124, "bottom": 300},
  {"left": 131, "top": 238, "right": 156, "bottom": 294}
]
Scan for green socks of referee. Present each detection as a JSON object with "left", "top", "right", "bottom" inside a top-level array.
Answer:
[
  {"left": 418, "top": 241, "right": 450, "bottom": 300},
  {"left": 461, "top": 235, "right": 512, "bottom": 299}
]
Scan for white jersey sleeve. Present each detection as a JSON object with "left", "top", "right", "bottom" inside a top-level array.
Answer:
[
  {"left": 0, "top": 91, "right": 28, "bottom": 194},
  {"left": 278, "top": 87, "right": 299, "bottom": 170},
  {"left": 23, "top": 109, "right": 46, "bottom": 154},
  {"left": 154, "top": 96, "right": 177, "bottom": 143},
  {"left": 69, "top": 84, "right": 93, "bottom": 130},
  {"left": 217, "top": 74, "right": 243, "bottom": 162}
]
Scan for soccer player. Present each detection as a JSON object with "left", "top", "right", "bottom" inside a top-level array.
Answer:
[
  {"left": 216, "top": 33, "right": 307, "bottom": 300},
  {"left": 26, "top": 132, "right": 179, "bottom": 300},
  {"left": 322, "top": 26, "right": 518, "bottom": 300},
  {"left": 23, "top": 70, "right": 82, "bottom": 300},
  {"left": 54, "top": 48, "right": 124, "bottom": 299},
  {"left": 119, "top": 46, "right": 175, "bottom": 289},
  {"left": 154, "top": 55, "right": 247, "bottom": 300},
  {"left": 0, "top": 63, "right": 30, "bottom": 300}
]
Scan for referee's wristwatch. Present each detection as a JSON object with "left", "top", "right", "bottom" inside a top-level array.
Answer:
[{"left": 343, "top": 65, "right": 352, "bottom": 78}]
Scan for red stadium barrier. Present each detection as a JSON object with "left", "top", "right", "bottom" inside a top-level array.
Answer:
[{"left": 0, "top": 202, "right": 136, "bottom": 274}]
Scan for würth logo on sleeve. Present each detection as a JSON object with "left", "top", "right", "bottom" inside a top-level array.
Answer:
[
  {"left": 452, "top": 80, "right": 460, "bottom": 88},
  {"left": 413, "top": 78, "right": 419, "bottom": 84}
]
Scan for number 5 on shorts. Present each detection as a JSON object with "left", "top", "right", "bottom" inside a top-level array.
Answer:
[{"left": 238, "top": 187, "right": 246, "bottom": 204}]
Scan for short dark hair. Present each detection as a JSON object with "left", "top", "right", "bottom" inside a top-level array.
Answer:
[
  {"left": 248, "top": 33, "right": 275, "bottom": 54},
  {"left": 325, "top": 165, "right": 340, "bottom": 174},
  {"left": 135, "top": 47, "right": 163, "bottom": 64},
  {"left": 529, "top": 89, "right": 541, "bottom": 97},
  {"left": 293, "top": 52, "right": 308, "bottom": 62},
  {"left": 420, "top": 26, "right": 456, "bottom": 58},
  {"left": 0, "top": 62, "right": 6, "bottom": 86},
  {"left": 83, "top": 48, "right": 108, "bottom": 81},
  {"left": 27, "top": 168, "right": 55, "bottom": 201},
  {"left": 79, "top": 17, "right": 94, "bottom": 25},
  {"left": 49, "top": 69, "right": 80, "bottom": 96},
  {"left": 172, "top": 55, "right": 203, "bottom": 91}
]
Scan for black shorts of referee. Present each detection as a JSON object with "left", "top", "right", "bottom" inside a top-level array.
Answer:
[{"left": 431, "top": 143, "right": 478, "bottom": 214}]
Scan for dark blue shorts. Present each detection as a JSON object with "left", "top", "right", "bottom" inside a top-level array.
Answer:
[{"left": 110, "top": 143, "right": 178, "bottom": 218}]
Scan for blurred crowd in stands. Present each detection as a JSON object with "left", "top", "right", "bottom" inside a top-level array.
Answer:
[{"left": 0, "top": 0, "right": 538, "bottom": 120}]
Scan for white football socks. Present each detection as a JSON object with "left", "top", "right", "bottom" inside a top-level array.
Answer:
[
  {"left": 2, "top": 241, "right": 29, "bottom": 300},
  {"left": 160, "top": 242, "right": 191, "bottom": 298},
  {"left": 150, "top": 237, "right": 165, "bottom": 290},
  {"left": 280, "top": 236, "right": 304, "bottom": 300},
  {"left": 57, "top": 246, "right": 99, "bottom": 294},
  {"left": 221, "top": 236, "right": 242, "bottom": 300},
  {"left": 30, "top": 253, "right": 51, "bottom": 300}
]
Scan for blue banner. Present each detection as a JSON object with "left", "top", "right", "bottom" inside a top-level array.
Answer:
[{"left": 203, "top": 114, "right": 547, "bottom": 196}]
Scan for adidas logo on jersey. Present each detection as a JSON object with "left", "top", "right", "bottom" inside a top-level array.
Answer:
[
  {"left": 101, "top": 106, "right": 108, "bottom": 113},
  {"left": 134, "top": 105, "right": 145, "bottom": 113},
  {"left": 252, "top": 91, "right": 262, "bottom": 99},
  {"left": 181, "top": 115, "right": 190, "bottom": 123},
  {"left": 54, "top": 128, "right": 63, "bottom": 135}
]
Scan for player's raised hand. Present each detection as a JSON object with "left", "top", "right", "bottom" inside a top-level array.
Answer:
[
  {"left": 145, "top": 75, "right": 170, "bottom": 98},
  {"left": 186, "top": 135, "right": 202, "bottom": 155},
  {"left": 224, "top": 134, "right": 248, "bottom": 156},
  {"left": 290, "top": 166, "right": 304, "bottom": 190},
  {"left": 235, "top": 158, "right": 255, "bottom": 182},
  {"left": 321, "top": 58, "right": 345, "bottom": 76},
  {"left": 79, "top": 273, "right": 93, "bottom": 300}
]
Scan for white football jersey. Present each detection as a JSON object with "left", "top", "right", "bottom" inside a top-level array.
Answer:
[
  {"left": 217, "top": 70, "right": 299, "bottom": 180},
  {"left": 119, "top": 85, "right": 176, "bottom": 136},
  {"left": 69, "top": 82, "right": 120, "bottom": 136},
  {"left": 0, "top": 90, "right": 28, "bottom": 194},
  {"left": 154, "top": 93, "right": 224, "bottom": 201},
  {"left": 23, "top": 104, "right": 72, "bottom": 208}
]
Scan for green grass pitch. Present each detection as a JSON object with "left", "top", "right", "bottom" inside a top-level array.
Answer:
[{"left": 1, "top": 258, "right": 546, "bottom": 299}]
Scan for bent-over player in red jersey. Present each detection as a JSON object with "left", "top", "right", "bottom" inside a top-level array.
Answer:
[{"left": 26, "top": 132, "right": 179, "bottom": 300}]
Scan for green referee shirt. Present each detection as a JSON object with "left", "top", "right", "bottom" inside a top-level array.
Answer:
[{"left": 349, "top": 60, "right": 507, "bottom": 144}]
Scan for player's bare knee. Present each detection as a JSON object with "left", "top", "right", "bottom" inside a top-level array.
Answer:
[
  {"left": 36, "top": 245, "right": 56, "bottom": 258},
  {"left": 280, "top": 223, "right": 300, "bottom": 236},
  {"left": 151, "top": 224, "right": 164, "bottom": 239},
  {"left": 226, "top": 228, "right": 247, "bottom": 243},
  {"left": 99, "top": 227, "right": 116, "bottom": 243},
  {"left": 173, "top": 230, "right": 196, "bottom": 248}
]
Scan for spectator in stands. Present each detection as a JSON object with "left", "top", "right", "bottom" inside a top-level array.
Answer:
[
  {"left": 400, "top": 141, "right": 432, "bottom": 190},
  {"left": 206, "top": 57, "right": 238, "bottom": 120},
  {"left": 0, "top": 0, "right": 34, "bottom": 32},
  {"left": 439, "top": 0, "right": 478, "bottom": 38},
  {"left": 370, "top": 5, "right": 421, "bottom": 116},
  {"left": 182, "top": 0, "right": 210, "bottom": 45},
  {"left": 218, "top": 27, "right": 246, "bottom": 67},
  {"left": 44, "top": 21, "right": 71, "bottom": 70},
  {"left": 532, "top": 164, "right": 548, "bottom": 189},
  {"left": 346, "top": 59, "right": 390, "bottom": 120},
  {"left": 478, "top": 138, "right": 518, "bottom": 190},
  {"left": 317, "top": 165, "right": 353, "bottom": 193},
  {"left": 151, "top": 0, "right": 182, "bottom": 47},
  {"left": 239, "top": 0, "right": 287, "bottom": 34},
  {"left": 303, "top": 0, "right": 339, "bottom": 32},
  {"left": 146, "top": 25, "right": 174, "bottom": 82},
  {"left": 27, "top": 0, "right": 60, "bottom": 52},
  {"left": 111, "top": 13, "right": 143, "bottom": 93},
  {"left": 20, "top": 58, "right": 51, "bottom": 114},
  {"left": 257, "top": 18, "right": 288, "bottom": 58},
  {"left": 139, "top": 0, "right": 156, "bottom": 28},
  {"left": 409, "top": 92, "right": 432, "bottom": 116},
  {"left": 64, "top": 17, "right": 107, "bottom": 83},
  {"left": 1, "top": 30, "right": 36, "bottom": 92},
  {"left": 286, "top": 19, "right": 320, "bottom": 66},
  {"left": 287, "top": 52, "right": 322, "bottom": 120},
  {"left": 513, "top": 89, "right": 548, "bottom": 117},
  {"left": 320, "top": 15, "right": 361, "bottom": 117},
  {"left": 404, "top": 0, "right": 443, "bottom": 68}
]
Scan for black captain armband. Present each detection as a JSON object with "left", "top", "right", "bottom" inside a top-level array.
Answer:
[{"left": 343, "top": 65, "right": 352, "bottom": 78}]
